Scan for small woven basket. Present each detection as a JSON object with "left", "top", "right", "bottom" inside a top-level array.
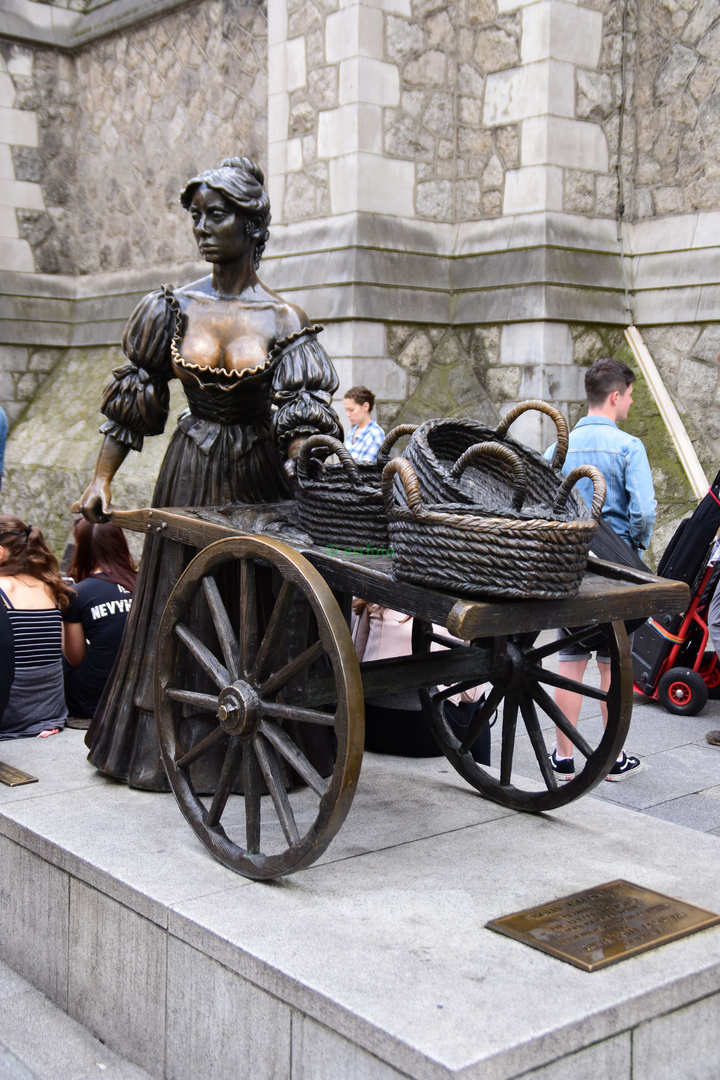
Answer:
[
  {"left": 382, "top": 446, "right": 606, "bottom": 600},
  {"left": 402, "top": 399, "right": 590, "bottom": 520},
  {"left": 295, "top": 426, "right": 416, "bottom": 551}
]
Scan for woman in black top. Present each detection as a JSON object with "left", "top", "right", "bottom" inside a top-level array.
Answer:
[{"left": 63, "top": 520, "right": 137, "bottom": 721}]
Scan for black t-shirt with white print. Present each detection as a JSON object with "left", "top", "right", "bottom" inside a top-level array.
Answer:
[{"left": 63, "top": 574, "right": 133, "bottom": 717}]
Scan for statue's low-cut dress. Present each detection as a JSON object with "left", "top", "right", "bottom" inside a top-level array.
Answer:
[{"left": 85, "top": 288, "right": 342, "bottom": 790}]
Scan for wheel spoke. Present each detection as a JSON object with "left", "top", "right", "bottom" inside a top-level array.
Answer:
[
  {"left": 259, "top": 719, "right": 329, "bottom": 797},
  {"left": 175, "top": 725, "right": 225, "bottom": 769},
  {"left": 526, "top": 627, "right": 602, "bottom": 664},
  {"left": 432, "top": 676, "right": 489, "bottom": 705},
  {"left": 206, "top": 738, "right": 244, "bottom": 827},
  {"left": 202, "top": 575, "right": 241, "bottom": 681},
  {"left": 530, "top": 682, "right": 595, "bottom": 760},
  {"left": 528, "top": 664, "right": 608, "bottom": 703},
  {"left": 249, "top": 580, "right": 295, "bottom": 684},
  {"left": 261, "top": 700, "right": 336, "bottom": 726},
  {"left": 459, "top": 682, "right": 504, "bottom": 755},
  {"left": 175, "top": 622, "right": 229, "bottom": 689},
  {"left": 499, "top": 694, "right": 518, "bottom": 786},
  {"left": 167, "top": 688, "right": 219, "bottom": 712},
  {"left": 259, "top": 639, "right": 325, "bottom": 698},
  {"left": 240, "top": 558, "right": 258, "bottom": 677},
  {"left": 253, "top": 733, "right": 300, "bottom": 846},
  {"left": 243, "top": 741, "right": 262, "bottom": 854},
  {"left": 519, "top": 693, "right": 558, "bottom": 791}
]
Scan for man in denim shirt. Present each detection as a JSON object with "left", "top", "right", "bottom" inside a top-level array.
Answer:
[
  {"left": 0, "top": 406, "right": 7, "bottom": 492},
  {"left": 544, "top": 358, "right": 656, "bottom": 781}
]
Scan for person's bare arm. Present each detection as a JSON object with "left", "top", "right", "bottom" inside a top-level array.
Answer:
[
  {"left": 62, "top": 621, "right": 87, "bottom": 666},
  {"left": 72, "top": 435, "right": 130, "bottom": 523}
]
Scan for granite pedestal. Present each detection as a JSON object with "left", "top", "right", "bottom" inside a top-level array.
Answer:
[{"left": 0, "top": 730, "right": 718, "bottom": 1080}]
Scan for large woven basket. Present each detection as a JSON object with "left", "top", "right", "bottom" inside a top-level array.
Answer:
[
  {"left": 401, "top": 399, "right": 590, "bottom": 520},
  {"left": 382, "top": 445, "right": 606, "bottom": 600},
  {"left": 295, "top": 426, "right": 416, "bottom": 551}
]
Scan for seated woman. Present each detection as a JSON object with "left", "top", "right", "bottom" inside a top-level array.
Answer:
[
  {"left": 0, "top": 515, "right": 73, "bottom": 739},
  {"left": 62, "top": 520, "right": 137, "bottom": 724}
]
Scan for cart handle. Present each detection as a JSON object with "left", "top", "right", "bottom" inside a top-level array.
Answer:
[
  {"left": 494, "top": 399, "right": 569, "bottom": 470},
  {"left": 382, "top": 457, "right": 425, "bottom": 515},
  {"left": 295, "top": 434, "right": 360, "bottom": 486},
  {"left": 554, "top": 465, "right": 606, "bottom": 520},
  {"left": 449, "top": 441, "right": 528, "bottom": 512},
  {"left": 377, "top": 424, "right": 417, "bottom": 465}
]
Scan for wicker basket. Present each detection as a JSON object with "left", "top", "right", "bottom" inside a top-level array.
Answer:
[
  {"left": 295, "top": 426, "right": 416, "bottom": 551},
  {"left": 382, "top": 446, "right": 606, "bottom": 600},
  {"left": 401, "top": 399, "right": 590, "bottom": 520}
]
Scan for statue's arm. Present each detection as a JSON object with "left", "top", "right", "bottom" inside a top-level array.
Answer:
[
  {"left": 72, "top": 435, "right": 129, "bottom": 522},
  {"left": 75, "top": 290, "right": 174, "bottom": 521},
  {"left": 271, "top": 329, "right": 342, "bottom": 460}
]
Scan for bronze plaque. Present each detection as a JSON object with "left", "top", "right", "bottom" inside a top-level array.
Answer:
[
  {"left": 487, "top": 880, "right": 720, "bottom": 972},
  {"left": 0, "top": 762, "right": 38, "bottom": 787}
]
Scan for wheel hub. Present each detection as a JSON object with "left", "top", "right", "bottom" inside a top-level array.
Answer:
[
  {"left": 217, "top": 681, "right": 259, "bottom": 736},
  {"left": 492, "top": 642, "right": 526, "bottom": 690}
]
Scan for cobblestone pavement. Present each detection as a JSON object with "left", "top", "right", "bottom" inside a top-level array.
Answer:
[{"left": 588, "top": 686, "right": 720, "bottom": 836}]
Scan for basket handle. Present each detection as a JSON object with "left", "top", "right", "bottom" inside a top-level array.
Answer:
[
  {"left": 382, "top": 457, "right": 425, "bottom": 517},
  {"left": 493, "top": 399, "right": 569, "bottom": 470},
  {"left": 377, "top": 424, "right": 417, "bottom": 465},
  {"left": 296, "top": 434, "right": 360, "bottom": 486},
  {"left": 553, "top": 465, "right": 606, "bottom": 521},
  {"left": 450, "top": 441, "right": 528, "bottom": 512}
]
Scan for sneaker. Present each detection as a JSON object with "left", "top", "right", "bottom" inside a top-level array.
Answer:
[
  {"left": 605, "top": 752, "right": 643, "bottom": 781},
  {"left": 706, "top": 730, "right": 720, "bottom": 747},
  {"left": 548, "top": 750, "right": 575, "bottom": 780}
]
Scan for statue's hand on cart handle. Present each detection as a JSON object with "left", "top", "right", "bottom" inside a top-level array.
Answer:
[{"left": 72, "top": 435, "right": 130, "bottom": 523}]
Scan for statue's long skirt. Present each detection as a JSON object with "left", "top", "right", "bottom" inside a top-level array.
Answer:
[{"left": 85, "top": 418, "right": 335, "bottom": 792}]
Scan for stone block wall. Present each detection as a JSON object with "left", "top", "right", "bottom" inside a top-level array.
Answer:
[
  {"left": 267, "top": 0, "right": 633, "bottom": 223},
  {"left": 633, "top": 0, "right": 720, "bottom": 218},
  {"left": 0, "top": 0, "right": 268, "bottom": 278}
]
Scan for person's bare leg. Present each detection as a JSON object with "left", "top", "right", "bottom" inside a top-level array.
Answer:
[
  {"left": 554, "top": 658, "right": 588, "bottom": 758},
  {"left": 598, "top": 660, "right": 611, "bottom": 726}
]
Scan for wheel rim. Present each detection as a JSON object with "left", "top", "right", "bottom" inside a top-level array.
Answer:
[
  {"left": 154, "top": 536, "right": 364, "bottom": 879},
  {"left": 667, "top": 680, "right": 692, "bottom": 706},
  {"left": 417, "top": 621, "right": 632, "bottom": 811}
]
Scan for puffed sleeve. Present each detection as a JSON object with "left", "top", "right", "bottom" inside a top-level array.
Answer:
[
  {"left": 271, "top": 327, "right": 342, "bottom": 457},
  {"left": 98, "top": 289, "right": 175, "bottom": 451}
]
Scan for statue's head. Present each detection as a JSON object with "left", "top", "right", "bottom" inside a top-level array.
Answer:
[{"left": 180, "top": 156, "right": 271, "bottom": 270}]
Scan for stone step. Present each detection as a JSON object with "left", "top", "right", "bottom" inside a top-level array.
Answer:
[{"left": 0, "top": 958, "right": 151, "bottom": 1080}]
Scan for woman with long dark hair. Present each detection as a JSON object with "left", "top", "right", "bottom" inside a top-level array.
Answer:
[
  {"left": 62, "top": 520, "right": 137, "bottom": 722},
  {"left": 0, "top": 514, "right": 73, "bottom": 739}
]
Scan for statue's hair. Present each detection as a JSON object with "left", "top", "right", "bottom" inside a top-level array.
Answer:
[{"left": 180, "top": 156, "right": 271, "bottom": 268}]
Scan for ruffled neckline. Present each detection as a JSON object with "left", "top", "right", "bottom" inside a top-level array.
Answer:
[{"left": 162, "top": 283, "right": 322, "bottom": 386}]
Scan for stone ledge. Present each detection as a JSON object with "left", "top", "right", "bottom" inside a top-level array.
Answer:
[
  {"left": 0, "top": 0, "right": 194, "bottom": 49},
  {"left": 0, "top": 732, "right": 720, "bottom": 1080},
  {"left": 1, "top": 212, "right": 719, "bottom": 349}
]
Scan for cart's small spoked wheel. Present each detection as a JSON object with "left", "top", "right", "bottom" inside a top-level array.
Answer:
[
  {"left": 416, "top": 622, "right": 632, "bottom": 811},
  {"left": 154, "top": 536, "right": 364, "bottom": 879}
]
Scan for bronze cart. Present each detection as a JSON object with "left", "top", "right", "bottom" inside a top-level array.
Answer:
[{"left": 111, "top": 502, "right": 688, "bottom": 881}]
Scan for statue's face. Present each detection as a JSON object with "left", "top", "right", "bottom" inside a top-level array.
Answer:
[{"left": 189, "top": 183, "right": 249, "bottom": 264}]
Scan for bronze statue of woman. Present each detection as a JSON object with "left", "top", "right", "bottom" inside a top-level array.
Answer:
[{"left": 76, "top": 156, "right": 342, "bottom": 790}]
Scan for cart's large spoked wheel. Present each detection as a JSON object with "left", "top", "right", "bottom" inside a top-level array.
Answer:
[
  {"left": 154, "top": 536, "right": 364, "bottom": 879},
  {"left": 416, "top": 622, "right": 632, "bottom": 811}
]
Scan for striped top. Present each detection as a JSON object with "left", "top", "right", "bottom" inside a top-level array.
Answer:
[{"left": 6, "top": 608, "right": 63, "bottom": 669}]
